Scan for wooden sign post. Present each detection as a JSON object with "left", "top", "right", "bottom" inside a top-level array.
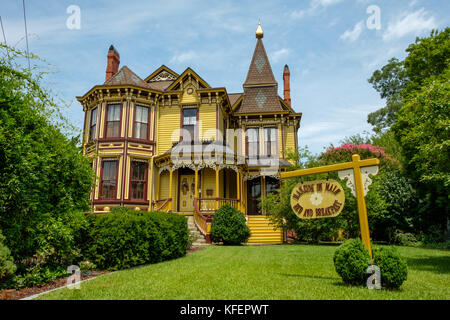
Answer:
[{"left": 280, "top": 154, "right": 380, "bottom": 259}]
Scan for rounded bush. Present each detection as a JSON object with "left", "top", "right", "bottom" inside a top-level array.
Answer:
[
  {"left": 211, "top": 205, "right": 251, "bottom": 245},
  {"left": 373, "top": 246, "right": 408, "bottom": 290},
  {"left": 333, "top": 238, "right": 371, "bottom": 286}
]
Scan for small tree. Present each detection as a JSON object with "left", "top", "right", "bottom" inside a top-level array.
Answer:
[{"left": 211, "top": 205, "right": 250, "bottom": 245}]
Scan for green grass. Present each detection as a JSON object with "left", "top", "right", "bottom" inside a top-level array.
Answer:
[{"left": 37, "top": 245, "right": 450, "bottom": 300}]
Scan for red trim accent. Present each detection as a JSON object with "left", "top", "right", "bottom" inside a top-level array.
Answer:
[
  {"left": 94, "top": 199, "right": 150, "bottom": 205},
  {"left": 97, "top": 137, "right": 155, "bottom": 144}
]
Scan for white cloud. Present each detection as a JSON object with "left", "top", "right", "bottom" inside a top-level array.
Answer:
[
  {"left": 270, "top": 48, "right": 290, "bottom": 63},
  {"left": 340, "top": 21, "right": 364, "bottom": 42},
  {"left": 290, "top": 0, "right": 343, "bottom": 19},
  {"left": 169, "top": 50, "right": 197, "bottom": 64},
  {"left": 383, "top": 8, "right": 437, "bottom": 41}
]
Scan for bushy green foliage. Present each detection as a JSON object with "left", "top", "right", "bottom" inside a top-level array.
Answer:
[
  {"left": 368, "top": 29, "right": 450, "bottom": 239},
  {"left": 0, "top": 229, "right": 16, "bottom": 281},
  {"left": 0, "top": 44, "right": 94, "bottom": 286},
  {"left": 85, "top": 209, "right": 189, "bottom": 270},
  {"left": 373, "top": 246, "right": 408, "bottom": 289},
  {"left": 393, "top": 77, "right": 450, "bottom": 236},
  {"left": 211, "top": 205, "right": 250, "bottom": 245},
  {"left": 333, "top": 238, "right": 371, "bottom": 286}
]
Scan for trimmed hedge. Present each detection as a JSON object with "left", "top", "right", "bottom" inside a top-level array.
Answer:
[
  {"left": 84, "top": 209, "right": 189, "bottom": 270},
  {"left": 211, "top": 205, "right": 250, "bottom": 245},
  {"left": 333, "top": 238, "right": 371, "bottom": 286},
  {"left": 373, "top": 246, "right": 408, "bottom": 289}
]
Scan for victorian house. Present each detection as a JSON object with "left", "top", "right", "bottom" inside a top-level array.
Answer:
[{"left": 77, "top": 23, "right": 302, "bottom": 244}]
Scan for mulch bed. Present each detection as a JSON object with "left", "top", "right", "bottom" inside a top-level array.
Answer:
[
  {"left": 1, "top": 246, "right": 206, "bottom": 300},
  {"left": 0, "top": 271, "right": 110, "bottom": 300}
]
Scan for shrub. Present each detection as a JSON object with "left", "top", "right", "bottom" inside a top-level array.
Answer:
[
  {"left": 85, "top": 209, "right": 189, "bottom": 270},
  {"left": 211, "top": 205, "right": 250, "bottom": 245},
  {"left": 393, "top": 230, "right": 418, "bottom": 246},
  {"left": 373, "top": 246, "right": 408, "bottom": 289},
  {"left": 0, "top": 230, "right": 16, "bottom": 281},
  {"left": 333, "top": 238, "right": 371, "bottom": 286}
]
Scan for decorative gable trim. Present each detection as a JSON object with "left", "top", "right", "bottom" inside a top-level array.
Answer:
[{"left": 144, "top": 65, "right": 179, "bottom": 83}]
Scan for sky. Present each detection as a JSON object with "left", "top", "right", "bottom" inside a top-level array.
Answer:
[{"left": 1, "top": 0, "right": 449, "bottom": 155}]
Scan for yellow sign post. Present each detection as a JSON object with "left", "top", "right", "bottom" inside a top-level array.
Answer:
[{"left": 281, "top": 154, "right": 380, "bottom": 259}]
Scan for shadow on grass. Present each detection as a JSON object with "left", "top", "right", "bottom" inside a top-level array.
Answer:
[{"left": 406, "top": 256, "right": 450, "bottom": 274}]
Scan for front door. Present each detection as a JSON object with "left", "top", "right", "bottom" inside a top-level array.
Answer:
[
  {"left": 179, "top": 174, "right": 195, "bottom": 212},
  {"left": 247, "top": 178, "right": 262, "bottom": 215}
]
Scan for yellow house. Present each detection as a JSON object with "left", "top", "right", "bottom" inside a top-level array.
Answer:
[{"left": 77, "top": 23, "right": 302, "bottom": 244}]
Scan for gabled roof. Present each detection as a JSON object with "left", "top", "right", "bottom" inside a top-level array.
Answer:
[
  {"left": 144, "top": 65, "right": 179, "bottom": 83},
  {"left": 228, "top": 93, "right": 243, "bottom": 107},
  {"left": 243, "top": 38, "right": 277, "bottom": 87},
  {"left": 104, "top": 66, "right": 149, "bottom": 88},
  {"left": 166, "top": 67, "right": 211, "bottom": 91}
]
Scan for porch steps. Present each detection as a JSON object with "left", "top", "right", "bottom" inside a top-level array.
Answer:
[
  {"left": 247, "top": 216, "right": 283, "bottom": 244},
  {"left": 187, "top": 216, "right": 209, "bottom": 247}
]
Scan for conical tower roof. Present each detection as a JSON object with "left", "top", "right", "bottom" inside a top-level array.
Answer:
[
  {"left": 235, "top": 22, "right": 284, "bottom": 114},
  {"left": 243, "top": 37, "right": 277, "bottom": 87}
]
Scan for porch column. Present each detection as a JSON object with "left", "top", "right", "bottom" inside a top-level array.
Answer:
[
  {"left": 240, "top": 174, "right": 244, "bottom": 213},
  {"left": 215, "top": 164, "right": 219, "bottom": 210},
  {"left": 169, "top": 165, "right": 173, "bottom": 211},
  {"left": 236, "top": 170, "right": 240, "bottom": 210},
  {"left": 148, "top": 158, "right": 154, "bottom": 211},
  {"left": 155, "top": 166, "right": 160, "bottom": 201},
  {"left": 261, "top": 176, "right": 266, "bottom": 215},
  {"left": 194, "top": 164, "right": 199, "bottom": 200}
]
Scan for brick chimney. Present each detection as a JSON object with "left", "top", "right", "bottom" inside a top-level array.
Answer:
[
  {"left": 105, "top": 45, "right": 120, "bottom": 82},
  {"left": 283, "top": 64, "right": 291, "bottom": 107}
]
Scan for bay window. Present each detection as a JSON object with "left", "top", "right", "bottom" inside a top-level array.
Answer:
[
  {"left": 130, "top": 160, "right": 147, "bottom": 200},
  {"left": 133, "top": 105, "right": 149, "bottom": 140},
  {"left": 101, "top": 160, "right": 118, "bottom": 199},
  {"left": 105, "top": 104, "right": 121, "bottom": 138},
  {"left": 89, "top": 107, "right": 97, "bottom": 141}
]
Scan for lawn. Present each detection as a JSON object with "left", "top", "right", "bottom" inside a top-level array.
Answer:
[{"left": 37, "top": 245, "right": 450, "bottom": 300}]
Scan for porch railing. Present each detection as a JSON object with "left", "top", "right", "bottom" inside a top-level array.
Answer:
[
  {"left": 154, "top": 198, "right": 172, "bottom": 212},
  {"left": 193, "top": 197, "right": 241, "bottom": 243}
]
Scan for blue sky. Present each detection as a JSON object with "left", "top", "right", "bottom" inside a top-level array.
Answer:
[{"left": 1, "top": 0, "right": 449, "bottom": 155}]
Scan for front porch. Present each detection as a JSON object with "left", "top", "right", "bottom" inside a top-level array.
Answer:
[{"left": 152, "top": 142, "right": 285, "bottom": 243}]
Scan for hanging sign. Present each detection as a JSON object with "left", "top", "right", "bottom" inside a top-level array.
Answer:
[{"left": 290, "top": 179, "right": 345, "bottom": 219}]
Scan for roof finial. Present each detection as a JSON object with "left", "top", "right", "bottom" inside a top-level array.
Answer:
[{"left": 256, "top": 20, "right": 263, "bottom": 39}]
